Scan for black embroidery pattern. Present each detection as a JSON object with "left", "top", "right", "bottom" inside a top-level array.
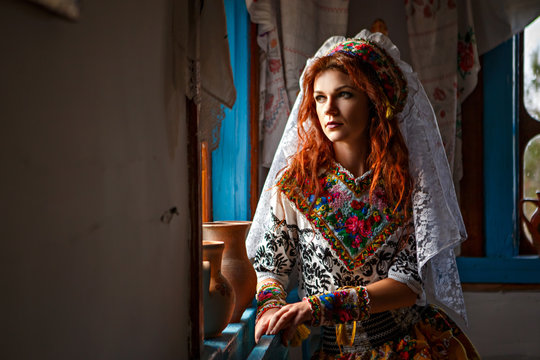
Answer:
[
  {"left": 388, "top": 231, "right": 422, "bottom": 286},
  {"left": 298, "top": 236, "right": 334, "bottom": 295},
  {"left": 253, "top": 209, "right": 298, "bottom": 276}
]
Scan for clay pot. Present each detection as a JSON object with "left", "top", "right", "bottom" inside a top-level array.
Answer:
[
  {"left": 202, "top": 240, "right": 235, "bottom": 338},
  {"left": 521, "top": 191, "right": 540, "bottom": 254},
  {"left": 202, "top": 221, "right": 256, "bottom": 323}
]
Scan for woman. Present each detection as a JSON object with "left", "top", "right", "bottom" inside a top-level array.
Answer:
[{"left": 246, "top": 30, "right": 479, "bottom": 359}]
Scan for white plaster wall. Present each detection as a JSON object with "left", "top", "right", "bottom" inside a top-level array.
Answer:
[
  {"left": 0, "top": 0, "right": 191, "bottom": 359},
  {"left": 464, "top": 291, "right": 540, "bottom": 359}
]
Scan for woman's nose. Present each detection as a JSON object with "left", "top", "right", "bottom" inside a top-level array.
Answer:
[{"left": 324, "top": 97, "right": 338, "bottom": 115}]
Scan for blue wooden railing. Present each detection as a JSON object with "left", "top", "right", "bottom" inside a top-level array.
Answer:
[{"left": 203, "top": 307, "right": 289, "bottom": 360}]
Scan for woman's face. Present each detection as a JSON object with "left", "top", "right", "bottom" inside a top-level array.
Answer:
[{"left": 313, "top": 69, "right": 371, "bottom": 146}]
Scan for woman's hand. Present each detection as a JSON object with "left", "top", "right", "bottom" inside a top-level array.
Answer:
[
  {"left": 255, "top": 301, "right": 312, "bottom": 345},
  {"left": 255, "top": 308, "right": 279, "bottom": 344}
]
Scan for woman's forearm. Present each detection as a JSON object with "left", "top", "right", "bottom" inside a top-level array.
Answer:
[
  {"left": 305, "top": 278, "right": 417, "bottom": 326},
  {"left": 365, "top": 278, "right": 417, "bottom": 313}
]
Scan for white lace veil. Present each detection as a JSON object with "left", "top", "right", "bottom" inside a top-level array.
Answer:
[{"left": 246, "top": 30, "right": 468, "bottom": 325}]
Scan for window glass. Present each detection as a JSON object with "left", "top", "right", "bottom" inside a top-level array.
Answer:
[
  {"left": 523, "top": 135, "right": 540, "bottom": 242},
  {"left": 524, "top": 16, "right": 540, "bottom": 121},
  {"left": 522, "top": 17, "right": 540, "bottom": 244}
]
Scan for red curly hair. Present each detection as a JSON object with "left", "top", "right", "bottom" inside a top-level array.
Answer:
[{"left": 284, "top": 52, "right": 412, "bottom": 213}]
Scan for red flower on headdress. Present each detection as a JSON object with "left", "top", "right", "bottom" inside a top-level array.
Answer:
[{"left": 332, "top": 44, "right": 344, "bottom": 53}]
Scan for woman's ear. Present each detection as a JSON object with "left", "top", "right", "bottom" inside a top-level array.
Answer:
[{"left": 368, "top": 116, "right": 377, "bottom": 138}]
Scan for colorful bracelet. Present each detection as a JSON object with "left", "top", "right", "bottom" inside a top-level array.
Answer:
[
  {"left": 304, "top": 296, "right": 322, "bottom": 326},
  {"left": 355, "top": 286, "right": 371, "bottom": 321},
  {"left": 255, "top": 281, "right": 287, "bottom": 322},
  {"left": 304, "top": 286, "right": 371, "bottom": 326}
]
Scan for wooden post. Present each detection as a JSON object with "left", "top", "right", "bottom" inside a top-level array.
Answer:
[
  {"left": 249, "top": 21, "right": 260, "bottom": 219},
  {"left": 201, "top": 141, "right": 212, "bottom": 223}
]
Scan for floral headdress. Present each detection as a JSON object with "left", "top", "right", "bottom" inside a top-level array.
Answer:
[{"left": 327, "top": 39, "right": 408, "bottom": 119}]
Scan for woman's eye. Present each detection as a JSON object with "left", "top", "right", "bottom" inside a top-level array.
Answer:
[
  {"left": 315, "top": 95, "right": 326, "bottom": 103},
  {"left": 339, "top": 91, "right": 353, "bottom": 99}
]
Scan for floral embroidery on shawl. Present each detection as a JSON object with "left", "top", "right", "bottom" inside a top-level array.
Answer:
[{"left": 277, "top": 165, "right": 405, "bottom": 270}]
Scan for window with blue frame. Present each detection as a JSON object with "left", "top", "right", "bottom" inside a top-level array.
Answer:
[{"left": 457, "top": 24, "right": 540, "bottom": 283}]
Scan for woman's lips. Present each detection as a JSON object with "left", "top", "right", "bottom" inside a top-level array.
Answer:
[{"left": 326, "top": 121, "right": 342, "bottom": 129}]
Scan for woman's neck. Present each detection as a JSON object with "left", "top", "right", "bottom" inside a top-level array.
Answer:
[{"left": 333, "top": 138, "right": 370, "bottom": 178}]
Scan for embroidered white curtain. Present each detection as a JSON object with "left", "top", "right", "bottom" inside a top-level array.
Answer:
[
  {"left": 246, "top": 0, "right": 350, "bottom": 167},
  {"left": 404, "top": 0, "right": 480, "bottom": 190},
  {"left": 405, "top": 0, "right": 540, "bottom": 188}
]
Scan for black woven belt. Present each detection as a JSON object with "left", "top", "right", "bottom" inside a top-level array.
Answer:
[{"left": 320, "top": 311, "right": 407, "bottom": 354}]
